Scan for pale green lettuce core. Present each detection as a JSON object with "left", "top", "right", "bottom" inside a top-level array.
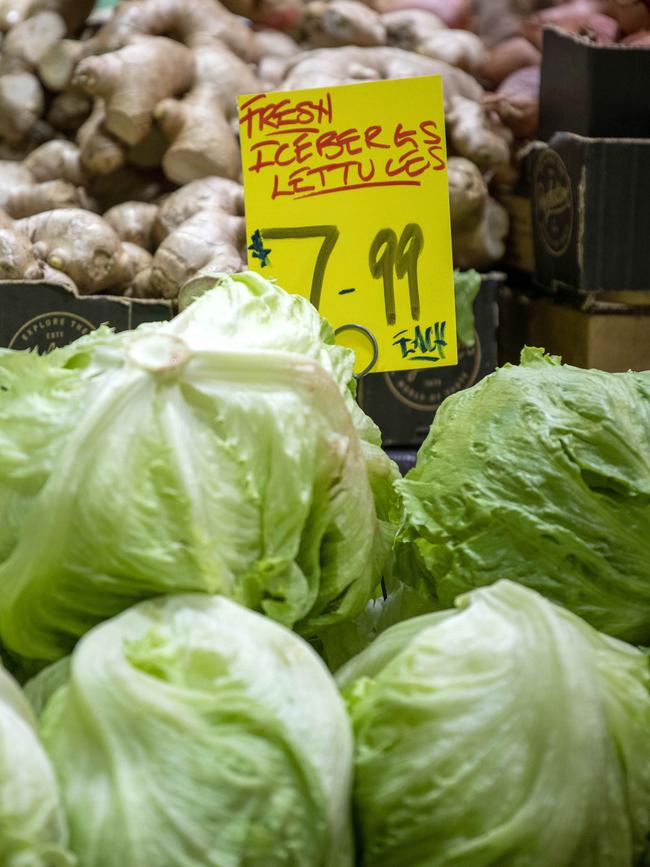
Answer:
[
  {"left": 0, "top": 272, "right": 394, "bottom": 663},
  {"left": 395, "top": 347, "right": 650, "bottom": 643},
  {"left": 33, "top": 594, "right": 354, "bottom": 867},
  {"left": 0, "top": 664, "right": 75, "bottom": 866},
  {"left": 337, "top": 580, "right": 650, "bottom": 867}
]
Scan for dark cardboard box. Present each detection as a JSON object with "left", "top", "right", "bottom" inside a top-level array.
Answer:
[
  {"left": 0, "top": 282, "right": 173, "bottom": 352},
  {"left": 357, "top": 274, "right": 502, "bottom": 448},
  {"left": 494, "top": 143, "right": 544, "bottom": 277},
  {"left": 532, "top": 133, "right": 650, "bottom": 294},
  {"left": 499, "top": 286, "right": 650, "bottom": 372},
  {"left": 539, "top": 27, "right": 650, "bottom": 141}
]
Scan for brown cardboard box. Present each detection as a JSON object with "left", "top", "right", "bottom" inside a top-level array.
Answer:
[
  {"left": 0, "top": 281, "right": 173, "bottom": 352},
  {"left": 532, "top": 133, "right": 650, "bottom": 294},
  {"left": 499, "top": 287, "right": 650, "bottom": 373},
  {"left": 539, "top": 28, "right": 650, "bottom": 141}
]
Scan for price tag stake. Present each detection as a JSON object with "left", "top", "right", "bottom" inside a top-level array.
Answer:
[{"left": 238, "top": 76, "right": 457, "bottom": 375}]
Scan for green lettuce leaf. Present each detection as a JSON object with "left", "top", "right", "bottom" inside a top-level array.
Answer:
[
  {"left": 0, "top": 663, "right": 75, "bottom": 866},
  {"left": 453, "top": 269, "right": 481, "bottom": 348},
  {"left": 337, "top": 580, "right": 650, "bottom": 867},
  {"left": 34, "top": 594, "right": 353, "bottom": 867},
  {"left": 395, "top": 347, "right": 650, "bottom": 643},
  {"left": 0, "top": 274, "right": 392, "bottom": 663}
]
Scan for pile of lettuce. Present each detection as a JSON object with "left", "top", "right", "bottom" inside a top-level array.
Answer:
[
  {"left": 0, "top": 273, "right": 396, "bottom": 664},
  {"left": 395, "top": 347, "right": 650, "bottom": 643},
  {"left": 338, "top": 580, "right": 650, "bottom": 867}
]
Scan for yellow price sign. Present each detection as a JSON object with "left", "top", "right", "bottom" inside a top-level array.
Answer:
[{"left": 238, "top": 76, "right": 456, "bottom": 374}]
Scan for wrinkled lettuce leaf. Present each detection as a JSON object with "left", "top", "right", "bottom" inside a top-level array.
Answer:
[
  {"left": 33, "top": 594, "right": 353, "bottom": 867},
  {"left": 395, "top": 347, "right": 650, "bottom": 643},
  {"left": 0, "top": 273, "right": 393, "bottom": 663},
  {"left": 0, "top": 663, "right": 74, "bottom": 865},
  {"left": 338, "top": 580, "right": 650, "bottom": 867},
  {"left": 453, "top": 269, "right": 481, "bottom": 348}
]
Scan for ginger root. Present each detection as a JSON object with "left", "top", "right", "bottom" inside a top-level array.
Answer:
[
  {"left": 88, "top": 166, "right": 171, "bottom": 212},
  {"left": 447, "top": 94, "right": 512, "bottom": 172},
  {"left": 76, "top": 99, "right": 125, "bottom": 176},
  {"left": 0, "top": 0, "right": 95, "bottom": 34},
  {"left": 150, "top": 209, "right": 246, "bottom": 298},
  {"left": 379, "top": 0, "right": 471, "bottom": 30},
  {"left": 16, "top": 208, "right": 126, "bottom": 293},
  {"left": 42, "top": 263, "right": 78, "bottom": 292},
  {"left": 382, "top": 9, "right": 445, "bottom": 50},
  {"left": 452, "top": 197, "right": 509, "bottom": 271},
  {"left": 255, "top": 30, "right": 300, "bottom": 86},
  {"left": 0, "top": 160, "right": 35, "bottom": 207},
  {"left": 303, "top": 1, "right": 386, "bottom": 47},
  {"left": 154, "top": 177, "right": 244, "bottom": 243},
  {"left": 113, "top": 241, "right": 153, "bottom": 293},
  {"left": 24, "top": 139, "right": 85, "bottom": 183},
  {"left": 0, "top": 224, "right": 43, "bottom": 280},
  {"left": 39, "top": 0, "right": 260, "bottom": 90},
  {"left": 104, "top": 201, "right": 158, "bottom": 251},
  {"left": 0, "top": 10, "right": 65, "bottom": 73},
  {"left": 0, "top": 71, "right": 44, "bottom": 143},
  {"left": 73, "top": 36, "right": 194, "bottom": 147},
  {"left": 157, "top": 43, "right": 260, "bottom": 185},
  {"left": 4, "top": 178, "right": 90, "bottom": 218},
  {"left": 47, "top": 90, "right": 91, "bottom": 133},
  {"left": 156, "top": 86, "right": 241, "bottom": 185},
  {"left": 416, "top": 29, "right": 487, "bottom": 77},
  {"left": 447, "top": 156, "right": 488, "bottom": 232},
  {"left": 281, "top": 46, "right": 483, "bottom": 101}
]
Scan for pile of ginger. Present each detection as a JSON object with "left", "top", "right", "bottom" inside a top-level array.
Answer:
[{"left": 0, "top": 0, "right": 645, "bottom": 298}]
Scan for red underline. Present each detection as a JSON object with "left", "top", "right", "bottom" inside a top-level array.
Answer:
[
  {"left": 294, "top": 180, "right": 421, "bottom": 200},
  {"left": 271, "top": 128, "right": 320, "bottom": 134}
]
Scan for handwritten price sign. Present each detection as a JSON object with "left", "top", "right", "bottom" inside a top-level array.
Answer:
[{"left": 238, "top": 76, "right": 456, "bottom": 374}]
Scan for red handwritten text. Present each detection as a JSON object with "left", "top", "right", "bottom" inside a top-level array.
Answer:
[{"left": 239, "top": 92, "right": 446, "bottom": 200}]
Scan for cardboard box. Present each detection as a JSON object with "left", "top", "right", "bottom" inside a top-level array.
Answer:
[
  {"left": 539, "top": 27, "right": 650, "bottom": 141},
  {"left": 0, "top": 282, "right": 173, "bottom": 352},
  {"left": 357, "top": 274, "right": 501, "bottom": 448},
  {"left": 495, "top": 144, "right": 544, "bottom": 276},
  {"left": 532, "top": 133, "right": 650, "bottom": 294},
  {"left": 498, "top": 286, "right": 650, "bottom": 373}
]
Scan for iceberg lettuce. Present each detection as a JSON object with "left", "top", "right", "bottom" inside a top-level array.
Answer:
[
  {"left": 338, "top": 580, "right": 650, "bottom": 867},
  {"left": 0, "top": 663, "right": 74, "bottom": 865},
  {"left": 34, "top": 594, "right": 353, "bottom": 867},
  {"left": 395, "top": 348, "right": 650, "bottom": 642},
  {"left": 0, "top": 273, "right": 394, "bottom": 663}
]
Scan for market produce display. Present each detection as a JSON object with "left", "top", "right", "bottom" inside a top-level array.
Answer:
[
  {"left": 1, "top": 0, "right": 650, "bottom": 863},
  {"left": 0, "top": 0, "right": 646, "bottom": 295},
  {"left": 395, "top": 347, "right": 650, "bottom": 644},
  {"left": 30, "top": 594, "right": 354, "bottom": 867},
  {"left": 0, "top": 272, "right": 395, "bottom": 664},
  {"left": 0, "top": 274, "right": 648, "bottom": 863},
  {"left": 0, "top": 0, "right": 558, "bottom": 294},
  {"left": 338, "top": 580, "right": 650, "bottom": 867}
]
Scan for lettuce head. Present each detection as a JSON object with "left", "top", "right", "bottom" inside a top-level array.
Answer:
[
  {"left": 0, "top": 273, "right": 394, "bottom": 663},
  {"left": 0, "top": 663, "right": 74, "bottom": 866},
  {"left": 32, "top": 594, "right": 353, "bottom": 867},
  {"left": 395, "top": 347, "right": 650, "bottom": 642},
  {"left": 338, "top": 580, "right": 650, "bottom": 867}
]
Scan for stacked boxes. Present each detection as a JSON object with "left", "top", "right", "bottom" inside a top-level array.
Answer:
[{"left": 501, "top": 27, "right": 650, "bottom": 371}]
